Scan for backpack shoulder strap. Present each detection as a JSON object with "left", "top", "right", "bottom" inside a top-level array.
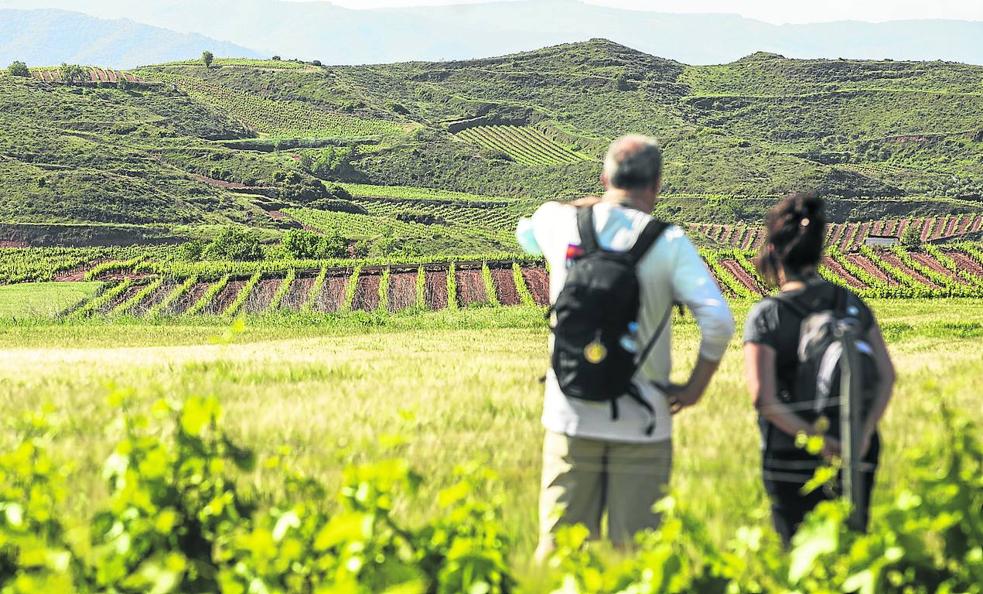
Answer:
[
  {"left": 770, "top": 293, "right": 810, "bottom": 318},
  {"left": 834, "top": 284, "right": 849, "bottom": 316},
  {"left": 628, "top": 219, "right": 670, "bottom": 264},
  {"left": 576, "top": 206, "right": 600, "bottom": 254}
]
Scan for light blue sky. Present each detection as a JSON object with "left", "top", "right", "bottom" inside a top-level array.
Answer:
[{"left": 328, "top": 0, "right": 983, "bottom": 24}]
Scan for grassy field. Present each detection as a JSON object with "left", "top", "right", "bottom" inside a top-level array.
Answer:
[
  {"left": 0, "top": 299, "right": 979, "bottom": 566},
  {"left": 0, "top": 281, "right": 101, "bottom": 319}
]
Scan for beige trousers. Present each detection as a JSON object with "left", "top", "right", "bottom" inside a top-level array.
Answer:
[{"left": 535, "top": 430, "right": 673, "bottom": 559}]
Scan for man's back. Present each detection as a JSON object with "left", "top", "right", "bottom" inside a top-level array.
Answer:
[{"left": 518, "top": 201, "right": 734, "bottom": 443}]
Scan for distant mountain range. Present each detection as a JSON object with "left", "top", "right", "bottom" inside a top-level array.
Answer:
[
  {"left": 1, "top": 0, "right": 983, "bottom": 67},
  {"left": 0, "top": 9, "right": 259, "bottom": 69}
]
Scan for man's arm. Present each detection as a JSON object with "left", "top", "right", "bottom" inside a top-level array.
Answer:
[{"left": 665, "top": 230, "right": 736, "bottom": 411}]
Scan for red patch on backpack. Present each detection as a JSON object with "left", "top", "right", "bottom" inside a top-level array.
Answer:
[{"left": 565, "top": 244, "right": 585, "bottom": 261}]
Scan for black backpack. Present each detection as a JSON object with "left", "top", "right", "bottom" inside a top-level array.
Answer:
[
  {"left": 765, "top": 286, "right": 880, "bottom": 453},
  {"left": 550, "top": 206, "right": 670, "bottom": 435}
]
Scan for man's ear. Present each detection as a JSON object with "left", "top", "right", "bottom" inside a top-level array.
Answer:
[{"left": 600, "top": 171, "right": 609, "bottom": 190}]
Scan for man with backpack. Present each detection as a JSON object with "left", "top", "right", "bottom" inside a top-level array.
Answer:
[{"left": 516, "top": 135, "right": 735, "bottom": 559}]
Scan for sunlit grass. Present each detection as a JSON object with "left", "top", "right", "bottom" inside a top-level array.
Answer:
[{"left": 0, "top": 299, "right": 979, "bottom": 560}]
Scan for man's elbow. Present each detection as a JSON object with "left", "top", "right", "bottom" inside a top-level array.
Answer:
[{"left": 705, "top": 313, "right": 737, "bottom": 346}]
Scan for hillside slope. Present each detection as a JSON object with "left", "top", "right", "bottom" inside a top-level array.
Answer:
[
  {"left": 0, "top": 9, "right": 260, "bottom": 69},
  {"left": 1, "top": 40, "right": 982, "bottom": 236}
]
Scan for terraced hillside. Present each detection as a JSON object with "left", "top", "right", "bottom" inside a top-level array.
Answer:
[{"left": 3, "top": 39, "right": 983, "bottom": 257}]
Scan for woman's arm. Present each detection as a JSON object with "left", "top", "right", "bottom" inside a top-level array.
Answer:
[
  {"left": 861, "top": 322, "right": 895, "bottom": 455},
  {"left": 744, "top": 342, "right": 839, "bottom": 455}
]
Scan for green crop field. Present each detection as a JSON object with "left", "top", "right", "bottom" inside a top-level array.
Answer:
[
  {"left": 456, "top": 125, "right": 592, "bottom": 166},
  {"left": 0, "top": 299, "right": 979, "bottom": 590},
  {"left": 0, "top": 281, "right": 102, "bottom": 318}
]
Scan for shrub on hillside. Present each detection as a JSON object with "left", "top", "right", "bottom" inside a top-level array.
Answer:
[
  {"left": 281, "top": 229, "right": 347, "bottom": 259},
  {"left": 307, "top": 198, "right": 367, "bottom": 214},
  {"left": 201, "top": 51, "right": 214, "bottom": 69},
  {"left": 59, "top": 63, "right": 87, "bottom": 84},
  {"left": 204, "top": 227, "right": 263, "bottom": 261},
  {"left": 178, "top": 239, "right": 207, "bottom": 261},
  {"left": 901, "top": 226, "right": 922, "bottom": 247},
  {"left": 7, "top": 61, "right": 29, "bottom": 77}
]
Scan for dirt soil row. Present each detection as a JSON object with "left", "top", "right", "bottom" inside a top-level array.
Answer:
[
  {"left": 821, "top": 257, "right": 867, "bottom": 290},
  {"left": 244, "top": 279, "right": 282, "bottom": 313},
  {"left": 205, "top": 281, "right": 246, "bottom": 315},
  {"left": 352, "top": 274, "right": 381, "bottom": 311},
  {"left": 521, "top": 267, "right": 550, "bottom": 306},
  {"left": 314, "top": 276, "right": 348, "bottom": 313},
  {"left": 98, "top": 284, "right": 144, "bottom": 315},
  {"left": 424, "top": 269, "right": 448, "bottom": 310},
  {"left": 170, "top": 282, "right": 210, "bottom": 315},
  {"left": 281, "top": 277, "right": 315, "bottom": 311},
  {"left": 133, "top": 281, "right": 178, "bottom": 316},
  {"left": 490, "top": 268, "right": 520, "bottom": 305},
  {"left": 388, "top": 272, "right": 418, "bottom": 312},
  {"left": 455, "top": 269, "right": 487, "bottom": 307}
]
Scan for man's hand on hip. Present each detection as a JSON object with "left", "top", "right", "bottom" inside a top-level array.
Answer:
[{"left": 662, "top": 356, "right": 721, "bottom": 414}]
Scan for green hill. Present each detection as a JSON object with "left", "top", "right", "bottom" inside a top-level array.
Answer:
[{"left": 2, "top": 39, "right": 982, "bottom": 248}]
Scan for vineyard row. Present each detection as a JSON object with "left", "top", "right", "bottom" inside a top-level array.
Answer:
[
  {"left": 65, "top": 245, "right": 983, "bottom": 318},
  {"left": 690, "top": 213, "right": 983, "bottom": 252}
]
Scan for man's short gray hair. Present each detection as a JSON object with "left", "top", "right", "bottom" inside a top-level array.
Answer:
[{"left": 603, "top": 135, "right": 663, "bottom": 190}]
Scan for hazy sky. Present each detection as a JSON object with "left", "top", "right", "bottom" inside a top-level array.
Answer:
[{"left": 328, "top": 0, "right": 983, "bottom": 24}]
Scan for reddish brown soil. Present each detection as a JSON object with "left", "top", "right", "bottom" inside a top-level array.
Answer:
[
  {"left": 948, "top": 252, "right": 983, "bottom": 277},
  {"left": 720, "top": 259, "right": 764, "bottom": 295},
  {"left": 971, "top": 215, "right": 983, "bottom": 233},
  {"left": 821, "top": 257, "right": 867, "bottom": 290},
  {"left": 53, "top": 259, "right": 108, "bottom": 282},
  {"left": 134, "top": 281, "right": 178, "bottom": 316},
  {"left": 919, "top": 218, "right": 934, "bottom": 242},
  {"left": 909, "top": 253, "right": 967, "bottom": 285},
  {"left": 879, "top": 253, "right": 940, "bottom": 290},
  {"left": 281, "top": 277, "right": 315, "bottom": 311},
  {"left": 244, "top": 279, "right": 281, "bottom": 313},
  {"left": 870, "top": 220, "right": 885, "bottom": 236},
  {"left": 853, "top": 222, "right": 871, "bottom": 250},
  {"left": 883, "top": 220, "right": 899, "bottom": 236},
  {"left": 387, "top": 272, "right": 417, "bottom": 312},
  {"left": 455, "top": 268, "right": 487, "bottom": 307},
  {"left": 170, "top": 282, "right": 210, "bottom": 315},
  {"left": 828, "top": 225, "right": 845, "bottom": 249},
  {"left": 316, "top": 275, "right": 348, "bottom": 313},
  {"left": 839, "top": 224, "right": 857, "bottom": 251},
  {"left": 98, "top": 283, "right": 143, "bottom": 314},
  {"left": 490, "top": 267, "right": 520, "bottom": 306},
  {"left": 521, "top": 267, "right": 550, "bottom": 306},
  {"left": 956, "top": 215, "right": 973, "bottom": 234},
  {"left": 424, "top": 269, "right": 448, "bottom": 310},
  {"left": 205, "top": 281, "right": 245, "bottom": 315},
  {"left": 845, "top": 254, "right": 898, "bottom": 286},
  {"left": 0, "top": 241, "right": 29, "bottom": 248},
  {"left": 352, "top": 274, "right": 381, "bottom": 311},
  {"left": 942, "top": 216, "right": 958, "bottom": 238},
  {"left": 896, "top": 219, "right": 911, "bottom": 243}
]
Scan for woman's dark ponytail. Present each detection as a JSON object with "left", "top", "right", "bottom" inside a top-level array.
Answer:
[{"left": 756, "top": 192, "right": 826, "bottom": 287}]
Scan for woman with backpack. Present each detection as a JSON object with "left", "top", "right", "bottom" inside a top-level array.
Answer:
[{"left": 743, "top": 193, "right": 896, "bottom": 546}]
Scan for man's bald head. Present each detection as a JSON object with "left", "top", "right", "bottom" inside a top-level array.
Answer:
[{"left": 602, "top": 135, "right": 663, "bottom": 192}]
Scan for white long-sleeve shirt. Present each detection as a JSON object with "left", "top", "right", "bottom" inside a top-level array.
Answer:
[{"left": 517, "top": 201, "right": 735, "bottom": 443}]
